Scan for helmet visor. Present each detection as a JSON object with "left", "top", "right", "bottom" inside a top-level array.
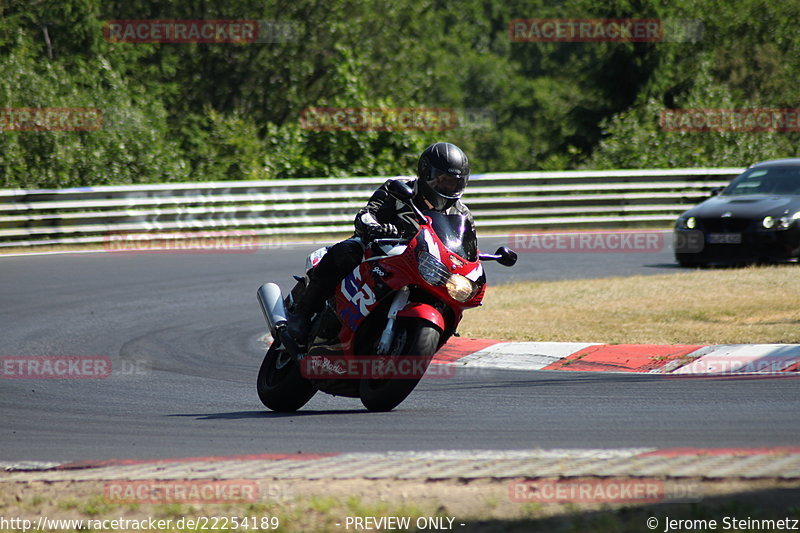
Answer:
[{"left": 428, "top": 168, "right": 468, "bottom": 199}]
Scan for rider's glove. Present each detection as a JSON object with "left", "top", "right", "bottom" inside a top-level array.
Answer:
[{"left": 366, "top": 223, "right": 399, "bottom": 242}]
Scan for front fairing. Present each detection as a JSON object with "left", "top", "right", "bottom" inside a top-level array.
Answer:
[
  {"left": 421, "top": 211, "right": 485, "bottom": 292},
  {"left": 422, "top": 211, "right": 479, "bottom": 262},
  {"left": 402, "top": 212, "right": 486, "bottom": 308},
  {"left": 325, "top": 211, "right": 486, "bottom": 355}
]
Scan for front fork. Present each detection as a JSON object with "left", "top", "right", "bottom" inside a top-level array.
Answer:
[{"left": 375, "top": 286, "right": 410, "bottom": 354}]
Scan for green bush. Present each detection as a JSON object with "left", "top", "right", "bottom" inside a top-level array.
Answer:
[{"left": 1, "top": 0, "right": 800, "bottom": 188}]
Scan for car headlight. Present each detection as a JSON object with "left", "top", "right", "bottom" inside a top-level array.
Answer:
[
  {"left": 677, "top": 216, "right": 696, "bottom": 230},
  {"left": 446, "top": 274, "right": 476, "bottom": 303},
  {"left": 762, "top": 215, "right": 796, "bottom": 230},
  {"left": 783, "top": 211, "right": 800, "bottom": 229}
]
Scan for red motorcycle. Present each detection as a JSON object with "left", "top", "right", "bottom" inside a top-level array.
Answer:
[{"left": 256, "top": 181, "right": 516, "bottom": 411}]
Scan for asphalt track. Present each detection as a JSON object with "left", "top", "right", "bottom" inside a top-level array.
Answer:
[{"left": 1, "top": 233, "right": 799, "bottom": 462}]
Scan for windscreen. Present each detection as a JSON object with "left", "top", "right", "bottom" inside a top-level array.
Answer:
[
  {"left": 723, "top": 166, "right": 800, "bottom": 196},
  {"left": 423, "top": 210, "right": 478, "bottom": 262}
]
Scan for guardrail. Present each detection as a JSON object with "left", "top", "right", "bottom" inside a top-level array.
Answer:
[{"left": 0, "top": 168, "right": 742, "bottom": 248}]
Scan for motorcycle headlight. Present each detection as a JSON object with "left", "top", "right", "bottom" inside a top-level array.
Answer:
[
  {"left": 446, "top": 274, "right": 476, "bottom": 303},
  {"left": 418, "top": 251, "right": 450, "bottom": 286}
]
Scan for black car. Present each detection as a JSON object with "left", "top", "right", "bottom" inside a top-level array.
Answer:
[{"left": 674, "top": 159, "right": 800, "bottom": 267}]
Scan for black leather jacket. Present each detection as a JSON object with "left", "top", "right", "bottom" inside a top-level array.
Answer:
[{"left": 353, "top": 178, "right": 474, "bottom": 240}]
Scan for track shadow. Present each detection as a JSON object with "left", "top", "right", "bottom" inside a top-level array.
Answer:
[
  {"left": 456, "top": 484, "right": 800, "bottom": 532},
  {"left": 648, "top": 261, "right": 800, "bottom": 270},
  {"left": 167, "top": 409, "right": 368, "bottom": 420},
  {"left": 644, "top": 262, "right": 684, "bottom": 269}
]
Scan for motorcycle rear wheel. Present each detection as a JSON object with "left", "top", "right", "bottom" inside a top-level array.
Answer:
[
  {"left": 257, "top": 342, "right": 317, "bottom": 412},
  {"left": 359, "top": 320, "right": 440, "bottom": 412}
]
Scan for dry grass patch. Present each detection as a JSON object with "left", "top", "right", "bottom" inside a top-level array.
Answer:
[
  {"left": 460, "top": 265, "right": 800, "bottom": 344},
  {"left": 1, "top": 478, "right": 799, "bottom": 533}
]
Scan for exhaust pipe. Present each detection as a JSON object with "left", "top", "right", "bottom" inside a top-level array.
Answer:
[
  {"left": 257, "top": 282, "right": 302, "bottom": 358},
  {"left": 257, "top": 283, "right": 288, "bottom": 335}
]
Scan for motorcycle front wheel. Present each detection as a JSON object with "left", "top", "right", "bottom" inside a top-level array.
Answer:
[
  {"left": 359, "top": 319, "right": 440, "bottom": 412},
  {"left": 257, "top": 342, "right": 317, "bottom": 412}
]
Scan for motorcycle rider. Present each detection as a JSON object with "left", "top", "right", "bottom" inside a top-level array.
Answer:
[{"left": 288, "top": 141, "right": 474, "bottom": 342}]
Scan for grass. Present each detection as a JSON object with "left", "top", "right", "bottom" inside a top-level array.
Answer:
[
  {"left": 460, "top": 265, "right": 800, "bottom": 344},
  {"left": 79, "top": 495, "right": 114, "bottom": 516},
  {"left": 1, "top": 479, "right": 799, "bottom": 533}
]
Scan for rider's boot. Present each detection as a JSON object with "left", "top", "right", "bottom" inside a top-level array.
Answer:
[{"left": 287, "top": 279, "right": 327, "bottom": 343}]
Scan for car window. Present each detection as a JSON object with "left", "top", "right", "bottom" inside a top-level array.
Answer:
[{"left": 724, "top": 166, "right": 800, "bottom": 195}]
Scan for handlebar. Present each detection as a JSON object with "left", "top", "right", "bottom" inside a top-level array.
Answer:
[
  {"left": 479, "top": 247, "right": 518, "bottom": 267},
  {"left": 371, "top": 237, "right": 411, "bottom": 246}
]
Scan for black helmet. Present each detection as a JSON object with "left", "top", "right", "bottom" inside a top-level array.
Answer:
[{"left": 415, "top": 142, "right": 470, "bottom": 211}]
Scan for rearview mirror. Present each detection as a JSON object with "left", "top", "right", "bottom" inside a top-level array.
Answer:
[
  {"left": 387, "top": 180, "right": 414, "bottom": 202},
  {"left": 495, "top": 246, "right": 518, "bottom": 267},
  {"left": 709, "top": 186, "right": 724, "bottom": 197}
]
